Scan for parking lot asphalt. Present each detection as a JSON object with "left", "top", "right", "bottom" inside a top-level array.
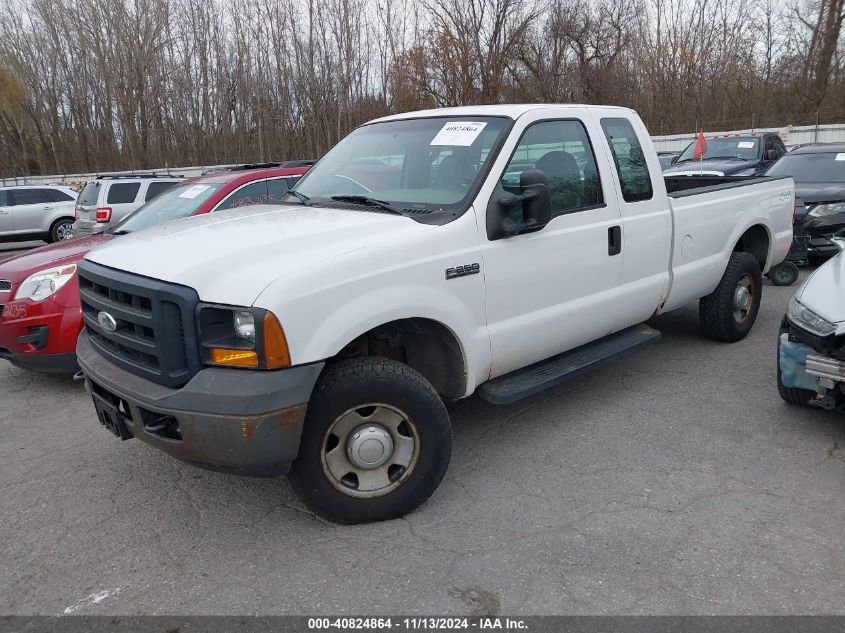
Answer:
[{"left": 1, "top": 270, "right": 844, "bottom": 616}]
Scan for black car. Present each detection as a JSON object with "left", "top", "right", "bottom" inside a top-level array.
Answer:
[
  {"left": 664, "top": 132, "right": 788, "bottom": 177},
  {"left": 766, "top": 143, "right": 845, "bottom": 258}
]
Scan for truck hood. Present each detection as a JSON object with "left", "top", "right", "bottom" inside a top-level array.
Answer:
[
  {"left": 797, "top": 249, "right": 845, "bottom": 323},
  {"left": 84, "top": 203, "right": 432, "bottom": 305},
  {"left": 0, "top": 234, "right": 114, "bottom": 282},
  {"left": 664, "top": 158, "right": 754, "bottom": 176}
]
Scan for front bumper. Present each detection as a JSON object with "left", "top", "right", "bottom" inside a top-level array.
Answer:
[
  {"left": 0, "top": 296, "right": 82, "bottom": 374},
  {"left": 778, "top": 317, "right": 845, "bottom": 394},
  {"left": 799, "top": 213, "right": 845, "bottom": 257},
  {"left": 77, "top": 330, "right": 324, "bottom": 475}
]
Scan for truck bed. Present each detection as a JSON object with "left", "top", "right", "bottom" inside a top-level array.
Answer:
[{"left": 661, "top": 175, "right": 794, "bottom": 313}]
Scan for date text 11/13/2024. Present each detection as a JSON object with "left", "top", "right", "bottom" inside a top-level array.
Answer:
[{"left": 307, "top": 618, "right": 528, "bottom": 630}]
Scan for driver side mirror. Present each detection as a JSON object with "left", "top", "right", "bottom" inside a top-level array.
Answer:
[
  {"left": 765, "top": 149, "right": 778, "bottom": 161},
  {"left": 487, "top": 170, "right": 553, "bottom": 240}
]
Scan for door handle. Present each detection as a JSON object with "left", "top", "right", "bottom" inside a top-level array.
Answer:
[{"left": 608, "top": 226, "right": 622, "bottom": 256}]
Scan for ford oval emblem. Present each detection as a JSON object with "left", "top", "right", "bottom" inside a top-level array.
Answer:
[{"left": 97, "top": 311, "right": 118, "bottom": 332}]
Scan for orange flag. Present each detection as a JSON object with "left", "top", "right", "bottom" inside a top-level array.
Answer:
[{"left": 692, "top": 129, "right": 708, "bottom": 161}]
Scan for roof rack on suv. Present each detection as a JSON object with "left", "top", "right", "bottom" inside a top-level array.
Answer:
[
  {"left": 93, "top": 173, "right": 185, "bottom": 180},
  {"left": 279, "top": 159, "right": 316, "bottom": 168}
]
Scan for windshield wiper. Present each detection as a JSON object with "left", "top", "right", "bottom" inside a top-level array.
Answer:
[
  {"left": 330, "top": 195, "right": 405, "bottom": 216},
  {"left": 286, "top": 189, "right": 312, "bottom": 206},
  {"left": 109, "top": 229, "right": 131, "bottom": 236}
]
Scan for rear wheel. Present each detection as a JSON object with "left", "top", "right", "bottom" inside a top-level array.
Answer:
[
  {"left": 48, "top": 218, "right": 74, "bottom": 242},
  {"left": 767, "top": 261, "right": 799, "bottom": 286},
  {"left": 699, "top": 251, "right": 762, "bottom": 342},
  {"left": 289, "top": 357, "right": 452, "bottom": 524}
]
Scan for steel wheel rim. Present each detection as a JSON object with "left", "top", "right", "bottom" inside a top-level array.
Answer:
[
  {"left": 57, "top": 222, "right": 72, "bottom": 240},
  {"left": 733, "top": 273, "right": 755, "bottom": 323},
  {"left": 320, "top": 402, "right": 420, "bottom": 498},
  {"left": 774, "top": 266, "right": 793, "bottom": 284}
]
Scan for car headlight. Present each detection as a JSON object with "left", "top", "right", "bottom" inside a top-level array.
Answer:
[
  {"left": 787, "top": 295, "right": 836, "bottom": 336},
  {"left": 808, "top": 202, "right": 845, "bottom": 218},
  {"left": 14, "top": 264, "right": 77, "bottom": 302},
  {"left": 198, "top": 305, "right": 290, "bottom": 369}
]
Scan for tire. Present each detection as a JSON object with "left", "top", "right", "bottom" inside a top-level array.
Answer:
[
  {"left": 48, "top": 218, "right": 74, "bottom": 243},
  {"left": 776, "top": 346, "right": 815, "bottom": 407},
  {"left": 289, "top": 357, "right": 452, "bottom": 524},
  {"left": 699, "top": 251, "right": 762, "bottom": 342},
  {"left": 767, "top": 261, "right": 799, "bottom": 286}
]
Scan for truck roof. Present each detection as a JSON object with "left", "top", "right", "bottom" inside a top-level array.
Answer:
[{"left": 371, "top": 103, "right": 633, "bottom": 124}]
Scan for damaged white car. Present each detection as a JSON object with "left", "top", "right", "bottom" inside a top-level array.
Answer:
[{"left": 779, "top": 235, "right": 845, "bottom": 410}]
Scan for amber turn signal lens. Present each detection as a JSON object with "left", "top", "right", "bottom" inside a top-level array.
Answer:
[
  {"left": 210, "top": 348, "right": 259, "bottom": 367},
  {"left": 263, "top": 311, "right": 291, "bottom": 369}
]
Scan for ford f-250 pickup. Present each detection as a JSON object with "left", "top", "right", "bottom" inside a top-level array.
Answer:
[{"left": 75, "top": 105, "right": 794, "bottom": 523}]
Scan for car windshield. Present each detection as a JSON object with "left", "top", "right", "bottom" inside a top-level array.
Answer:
[
  {"left": 766, "top": 152, "right": 845, "bottom": 183},
  {"left": 677, "top": 137, "right": 760, "bottom": 162},
  {"left": 112, "top": 183, "right": 224, "bottom": 234},
  {"left": 287, "top": 116, "right": 511, "bottom": 212}
]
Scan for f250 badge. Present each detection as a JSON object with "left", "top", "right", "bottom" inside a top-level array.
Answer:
[{"left": 445, "top": 263, "right": 480, "bottom": 280}]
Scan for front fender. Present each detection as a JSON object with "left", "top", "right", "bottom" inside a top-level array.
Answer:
[{"left": 258, "top": 283, "right": 491, "bottom": 398}]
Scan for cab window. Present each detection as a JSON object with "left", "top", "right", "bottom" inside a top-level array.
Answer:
[
  {"left": 600, "top": 118, "right": 653, "bottom": 202},
  {"left": 216, "top": 181, "right": 270, "bottom": 211},
  {"left": 501, "top": 119, "right": 603, "bottom": 220},
  {"left": 107, "top": 182, "right": 141, "bottom": 204}
]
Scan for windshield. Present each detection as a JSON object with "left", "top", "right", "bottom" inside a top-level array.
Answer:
[
  {"left": 113, "top": 183, "right": 224, "bottom": 234},
  {"left": 766, "top": 153, "right": 845, "bottom": 184},
  {"left": 288, "top": 116, "right": 511, "bottom": 212},
  {"left": 677, "top": 137, "right": 760, "bottom": 162}
]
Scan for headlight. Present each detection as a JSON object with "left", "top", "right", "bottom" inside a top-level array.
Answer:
[
  {"left": 808, "top": 202, "right": 845, "bottom": 218},
  {"left": 198, "top": 306, "right": 290, "bottom": 369},
  {"left": 233, "top": 311, "right": 255, "bottom": 342},
  {"left": 787, "top": 295, "right": 836, "bottom": 336},
  {"left": 14, "top": 264, "right": 77, "bottom": 302}
]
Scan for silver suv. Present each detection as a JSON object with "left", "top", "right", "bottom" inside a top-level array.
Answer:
[
  {"left": 0, "top": 185, "right": 78, "bottom": 243},
  {"left": 72, "top": 174, "right": 182, "bottom": 236}
]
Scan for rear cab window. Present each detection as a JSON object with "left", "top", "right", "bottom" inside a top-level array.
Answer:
[
  {"left": 107, "top": 182, "right": 142, "bottom": 204},
  {"left": 600, "top": 118, "right": 653, "bottom": 202}
]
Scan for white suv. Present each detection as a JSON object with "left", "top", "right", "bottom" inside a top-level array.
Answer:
[
  {"left": 72, "top": 175, "right": 182, "bottom": 236},
  {"left": 0, "top": 185, "right": 78, "bottom": 243}
]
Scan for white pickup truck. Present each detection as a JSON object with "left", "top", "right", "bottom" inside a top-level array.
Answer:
[{"left": 76, "top": 105, "right": 794, "bottom": 523}]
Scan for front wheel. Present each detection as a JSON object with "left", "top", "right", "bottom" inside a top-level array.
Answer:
[
  {"left": 289, "top": 357, "right": 452, "bottom": 524},
  {"left": 699, "top": 251, "right": 762, "bottom": 342}
]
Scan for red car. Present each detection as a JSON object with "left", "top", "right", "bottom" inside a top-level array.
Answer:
[{"left": 0, "top": 164, "right": 308, "bottom": 374}]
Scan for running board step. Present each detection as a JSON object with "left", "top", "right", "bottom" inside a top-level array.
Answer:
[{"left": 478, "top": 324, "right": 661, "bottom": 405}]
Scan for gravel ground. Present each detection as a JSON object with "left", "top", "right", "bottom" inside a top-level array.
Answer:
[{"left": 1, "top": 271, "right": 843, "bottom": 616}]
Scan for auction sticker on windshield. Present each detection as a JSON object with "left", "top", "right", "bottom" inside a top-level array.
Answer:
[
  {"left": 179, "top": 185, "right": 211, "bottom": 199},
  {"left": 737, "top": 141, "right": 756, "bottom": 149},
  {"left": 836, "top": 153, "right": 845, "bottom": 161},
  {"left": 430, "top": 121, "right": 487, "bottom": 146}
]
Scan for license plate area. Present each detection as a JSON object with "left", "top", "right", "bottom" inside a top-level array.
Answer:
[{"left": 93, "top": 392, "right": 133, "bottom": 440}]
